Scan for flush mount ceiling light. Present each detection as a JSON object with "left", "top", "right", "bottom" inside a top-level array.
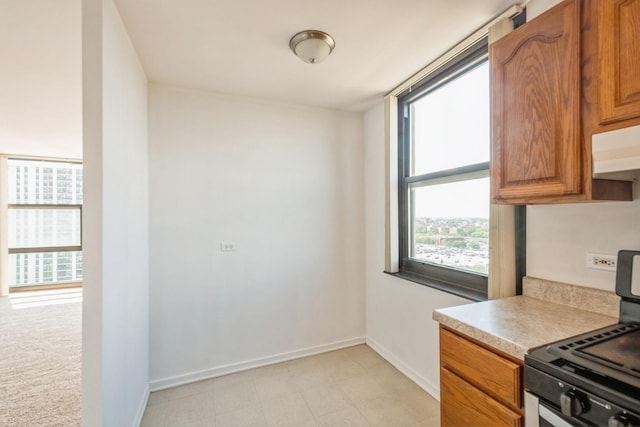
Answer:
[{"left": 289, "top": 30, "right": 335, "bottom": 64}]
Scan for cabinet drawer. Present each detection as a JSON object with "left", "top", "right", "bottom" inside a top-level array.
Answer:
[
  {"left": 440, "top": 367, "right": 522, "bottom": 427},
  {"left": 440, "top": 327, "right": 522, "bottom": 410}
]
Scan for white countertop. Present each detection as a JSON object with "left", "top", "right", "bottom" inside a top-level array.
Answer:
[{"left": 432, "top": 277, "right": 620, "bottom": 360}]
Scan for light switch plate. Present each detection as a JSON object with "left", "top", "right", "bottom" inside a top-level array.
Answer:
[{"left": 220, "top": 242, "right": 236, "bottom": 252}]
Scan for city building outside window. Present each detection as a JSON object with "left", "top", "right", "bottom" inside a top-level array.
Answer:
[{"left": 8, "top": 158, "right": 83, "bottom": 289}]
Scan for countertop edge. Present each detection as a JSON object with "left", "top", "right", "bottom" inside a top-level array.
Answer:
[
  {"left": 433, "top": 294, "right": 619, "bottom": 361},
  {"left": 433, "top": 309, "right": 529, "bottom": 360}
]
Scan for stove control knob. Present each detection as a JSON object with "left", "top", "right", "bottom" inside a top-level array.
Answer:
[
  {"left": 560, "top": 390, "right": 587, "bottom": 417},
  {"left": 609, "top": 413, "right": 637, "bottom": 427}
]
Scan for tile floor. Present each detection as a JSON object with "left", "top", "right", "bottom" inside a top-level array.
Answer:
[{"left": 141, "top": 344, "right": 440, "bottom": 427}]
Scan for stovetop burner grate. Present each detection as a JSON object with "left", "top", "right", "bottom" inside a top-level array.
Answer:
[
  {"left": 555, "top": 322, "right": 640, "bottom": 352},
  {"left": 547, "top": 321, "right": 640, "bottom": 382}
]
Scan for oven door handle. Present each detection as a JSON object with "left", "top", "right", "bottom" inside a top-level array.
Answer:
[
  {"left": 539, "top": 404, "right": 576, "bottom": 427},
  {"left": 525, "top": 391, "right": 588, "bottom": 427}
]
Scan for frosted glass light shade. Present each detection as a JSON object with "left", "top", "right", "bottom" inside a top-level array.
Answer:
[
  {"left": 289, "top": 30, "right": 335, "bottom": 64},
  {"left": 294, "top": 38, "right": 331, "bottom": 63}
]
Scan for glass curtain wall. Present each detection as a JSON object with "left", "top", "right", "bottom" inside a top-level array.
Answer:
[{"left": 8, "top": 159, "right": 83, "bottom": 289}]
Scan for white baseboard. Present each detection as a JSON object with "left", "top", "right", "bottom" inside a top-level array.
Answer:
[
  {"left": 366, "top": 336, "right": 440, "bottom": 401},
  {"left": 134, "top": 383, "right": 150, "bottom": 427},
  {"left": 149, "top": 336, "right": 366, "bottom": 392}
]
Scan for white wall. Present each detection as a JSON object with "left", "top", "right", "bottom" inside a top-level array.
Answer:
[
  {"left": 0, "top": 0, "right": 82, "bottom": 159},
  {"left": 527, "top": 178, "right": 640, "bottom": 291},
  {"left": 148, "top": 85, "right": 365, "bottom": 388},
  {"left": 525, "top": 0, "right": 562, "bottom": 19},
  {"left": 82, "top": 0, "right": 149, "bottom": 425},
  {"left": 363, "top": 102, "right": 471, "bottom": 400}
]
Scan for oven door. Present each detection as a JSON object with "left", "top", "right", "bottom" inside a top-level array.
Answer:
[{"left": 525, "top": 392, "right": 589, "bottom": 427}]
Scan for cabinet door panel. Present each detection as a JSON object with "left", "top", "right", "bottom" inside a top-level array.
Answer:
[
  {"left": 440, "top": 367, "right": 522, "bottom": 427},
  {"left": 599, "top": 0, "right": 640, "bottom": 124},
  {"left": 490, "top": 0, "right": 581, "bottom": 201}
]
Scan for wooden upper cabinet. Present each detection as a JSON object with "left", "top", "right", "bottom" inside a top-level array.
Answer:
[
  {"left": 490, "top": 0, "right": 582, "bottom": 202},
  {"left": 597, "top": 0, "right": 640, "bottom": 127},
  {"left": 490, "top": 0, "right": 633, "bottom": 204}
]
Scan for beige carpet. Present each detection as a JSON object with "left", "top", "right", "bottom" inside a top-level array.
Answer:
[{"left": 0, "top": 289, "right": 82, "bottom": 426}]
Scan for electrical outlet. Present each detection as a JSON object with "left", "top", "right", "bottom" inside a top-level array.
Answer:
[
  {"left": 586, "top": 253, "right": 617, "bottom": 272},
  {"left": 220, "top": 242, "right": 236, "bottom": 252}
]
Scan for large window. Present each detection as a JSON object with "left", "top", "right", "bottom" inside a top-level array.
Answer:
[
  {"left": 8, "top": 159, "right": 83, "bottom": 289},
  {"left": 397, "top": 39, "right": 490, "bottom": 300}
]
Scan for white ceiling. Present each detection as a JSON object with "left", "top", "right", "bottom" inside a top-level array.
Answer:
[
  {"left": 115, "top": 0, "right": 515, "bottom": 111},
  {"left": 0, "top": 0, "right": 516, "bottom": 158}
]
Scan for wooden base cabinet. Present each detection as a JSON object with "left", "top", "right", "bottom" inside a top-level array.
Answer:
[{"left": 439, "top": 327, "right": 523, "bottom": 427}]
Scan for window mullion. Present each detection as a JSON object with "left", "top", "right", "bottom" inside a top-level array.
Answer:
[
  {"left": 398, "top": 100, "right": 414, "bottom": 264},
  {"left": 407, "top": 165, "right": 489, "bottom": 188}
]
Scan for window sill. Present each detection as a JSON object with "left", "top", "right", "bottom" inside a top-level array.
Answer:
[
  {"left": 383, "top": 270, "right": 486, "bottom": 302},
  {"left": 9, "top": 281, "right": 83, "bottom": 293}
]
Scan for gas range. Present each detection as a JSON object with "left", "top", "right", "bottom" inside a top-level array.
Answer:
[{"left": 524, "top": 250, "right": 640, "bottom": 427}]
